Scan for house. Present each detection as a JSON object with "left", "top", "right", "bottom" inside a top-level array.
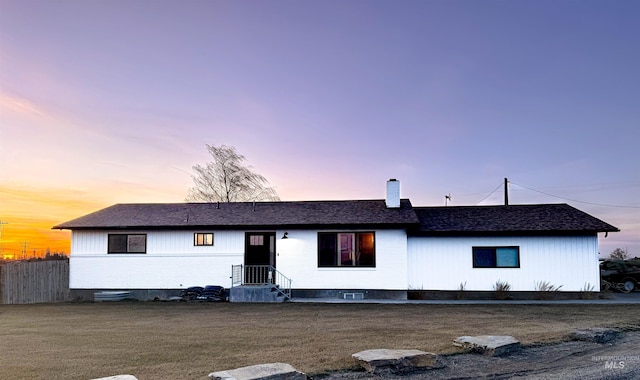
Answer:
[
  {"left": 53, "top": 180, "right": 619, "bottom": 301},
  {"left": 408, "top": 204, "right": 618, "bottom": 297}
]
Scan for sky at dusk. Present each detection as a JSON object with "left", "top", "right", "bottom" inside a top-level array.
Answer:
[{"left": 1, "top": 0, "right": 638, "bottom": 258}]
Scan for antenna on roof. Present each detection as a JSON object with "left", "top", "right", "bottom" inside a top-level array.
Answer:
[{"left": 445, "top": 194, "right": 452, "bottom": 206}]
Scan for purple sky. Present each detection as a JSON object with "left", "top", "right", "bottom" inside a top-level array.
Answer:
[{"left": 1, "top": 0, "right": 638, "bottom": 256}]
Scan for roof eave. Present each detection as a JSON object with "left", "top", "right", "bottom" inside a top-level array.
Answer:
[
  {"left": 409, "top": 229, "right": 618, "bottom": 237},
  {"left": 53, "top": 222, "right": 419, "bottom": 231}
]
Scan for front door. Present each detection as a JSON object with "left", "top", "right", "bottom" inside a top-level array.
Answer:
[{"left": 244, "top": 232, "right": 276, "bottom": 283}]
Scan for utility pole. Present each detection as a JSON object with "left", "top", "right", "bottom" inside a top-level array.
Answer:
[
  {"left": 504, "top": 178, "right": 509, "bottom": 206},
  {"left": 0, "top": 220, "right": 7, "bottom": 256}
]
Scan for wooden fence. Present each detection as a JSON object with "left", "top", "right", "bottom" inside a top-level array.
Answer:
[{"left": 0, "top": 260, "right": 70, "bottom": 304}]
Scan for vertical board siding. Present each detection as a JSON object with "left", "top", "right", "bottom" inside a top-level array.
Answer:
[
  {"left": 71, "top": 229, "right": 409, "bottom": 290},
  {"left": 277, "top": 229, "right": 408, "bottom": 290},
  {"left": 70, "top": 255, "right": 241, "bottom": 289},
  {"left": 147, "top": 230, "right": 244, "bottom": 254},
  {"left": 70, "top": 230, "right": 245, "bottom": 289},
  {"left": 0, "top": 261, "right": 70, "bottom": 304},
  {"left": 72, "top": 230, "right": 245, "bottom": 255},
  {"left": 408, "top": 235, "right": 599, "bottom": 291},
  {"left": 70, "top": 229, "right": 601, "bottom": 292}
]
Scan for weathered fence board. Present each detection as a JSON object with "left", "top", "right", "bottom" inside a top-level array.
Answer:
[{"left": 0, "top": 260, "right": 70, "bottom": 304}]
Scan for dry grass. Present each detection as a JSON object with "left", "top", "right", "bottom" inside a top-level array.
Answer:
[{"left": 1, "top": 302, "right": 639, "bottom": 380}]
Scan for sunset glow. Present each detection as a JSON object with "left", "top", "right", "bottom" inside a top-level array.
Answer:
[
  {"left": 1, "top": 1, "right": 638, "bottom": 259},
  {"left": 0, "top": 185, "right": 108, "bottom": 257}
]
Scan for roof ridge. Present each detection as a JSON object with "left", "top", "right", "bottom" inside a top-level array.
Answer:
[
  {"left": 110, "top": 199, "right": 415, "bottom": 206},
  {"left": 414, "top": 203, "right": 569, "bottom": 209}
]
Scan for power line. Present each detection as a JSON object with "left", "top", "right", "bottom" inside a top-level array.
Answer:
[
  {"left": 475, "top": 182, "right": 504, "bottom": 205},
  {"left": 510, "top": 181, "right": 640, "bottom": 209}
]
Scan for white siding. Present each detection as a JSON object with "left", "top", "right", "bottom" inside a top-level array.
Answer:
[
  {"left": 407, "top": 235, "right": 599, "bottom": 291},
  {"left": 70, "top": 230, "right": 244, "bottom": 289},
  {"left": 276, "top": 229, "right": 408, "bottom": 290},
  {"left": 70, "top": 229, "right": 408, "bottom": 290},
  {"left": 71, "top": 230, "right": 244, "bottom": 255}
]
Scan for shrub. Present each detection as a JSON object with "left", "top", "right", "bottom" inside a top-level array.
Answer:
[
  {"left": 534, "top": 281, "right": 563, "bottom": 300},
  {"left": 493, "top": 280, "right": 511, "bottom": 300},
  {"left": 580, "top": 282, "right": 596, "bottom": 300},
  {"left": 456, "top": 281, "right": 467, "bottom": 300}
]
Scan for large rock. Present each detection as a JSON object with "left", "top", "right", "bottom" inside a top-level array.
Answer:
[
  {"left": 569, "top": 328, "right": 621, "bottom": 343},
  {"left": 208, "top": 362, "right": 306, "bottom": 380},
  {"left": 91, "top": 376, "right": 138, "bottom": 380},
  {"left": 352, "top": 349, "right": 442, "bottom": 373},
  {"left": 453, "top": 335, "right": 521, "bottom": 356}
]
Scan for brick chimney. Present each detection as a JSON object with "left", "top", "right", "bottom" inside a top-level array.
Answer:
[{"left": 385, "top": 179, "right": 400, "bottom": 208}]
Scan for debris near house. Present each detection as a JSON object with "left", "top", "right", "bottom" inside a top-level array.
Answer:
[
  {"left": 600, "top": 259, "right": 640, "bottom": 293},
  {"left": 453, "top": 335, "right": 521, "bottom": 356},
  {"left": 180, "top": 285, "right": 227, "bottom": 302},
  {"left": 93, "top": 291, "right": 131, "bottom": 302},
  {"left": 209, "top": 362, "right": 306, "bottom": 380},
  {"left": 352, "top": 349, "right": 443, "bottom": 374}
]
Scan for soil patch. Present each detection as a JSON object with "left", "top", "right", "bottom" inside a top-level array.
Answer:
[{"left": 314, "top": 331, "right": 640, "bottom": 379}]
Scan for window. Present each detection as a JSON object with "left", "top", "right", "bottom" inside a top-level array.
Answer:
[
  {"left": 318, "top": 232, "right": 375, "bottom": 267},
  {"left": 249, "top": 235, "right": 264, "bottom": 246},
  {"left": 473, "top": 246, "right": 519, "bottom": 268},
  {"left": 194, "top": 233, "right": 214, "bottom": 246},
  {"left": 108, "top": 234, "right": 146, "bottom": 254}
]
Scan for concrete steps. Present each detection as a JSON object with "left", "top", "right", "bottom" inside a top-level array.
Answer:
[{"left": 229, "top": 285, "right": 289, "bottom": 303}]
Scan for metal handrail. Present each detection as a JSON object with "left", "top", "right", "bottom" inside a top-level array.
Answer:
[
  {"left": 231, "top": 264, "right": 243, "bottom": 287},
  {"left": 230, "top": 264, "right": 292, "bottom": 299}
]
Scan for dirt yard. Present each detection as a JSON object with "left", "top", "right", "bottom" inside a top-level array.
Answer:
[
  {"left": 0, "top": 302, "right": 639, "bottom": 380},
  {"left": 316, "top": 330, "right": 640, "bottom": 379}
]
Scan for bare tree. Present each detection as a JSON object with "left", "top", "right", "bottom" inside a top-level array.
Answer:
[
  {"left": 186, "top": 144, "right": 280, "bottom": 202},
  {"left": 610, "top": 248, "right": 629, "bottom": 260}
]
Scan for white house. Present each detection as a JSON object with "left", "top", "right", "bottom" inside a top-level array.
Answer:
[{"left": 54, "top": 180, "right": 619, "bottom": 301}]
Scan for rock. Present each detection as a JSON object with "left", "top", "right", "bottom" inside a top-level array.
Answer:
[
  {"left": 352, "top": 349, "right": 442, "bottom": 373},
  {"left": 90, "top": 376, "right": 138, "bottom": 380},
  {"left": 208, "top": 362, "right": 306, "bottom": 380},
  {"left": 569, "top": 328, "right": 621, "bottom": 343},
  {"left": 453, "top": 335, "right": 521, "bottom": 356}
]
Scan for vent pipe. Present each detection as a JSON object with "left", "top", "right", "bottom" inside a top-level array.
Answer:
[{"left": 386, "top": 179, "right": 400, "bottom": 208}]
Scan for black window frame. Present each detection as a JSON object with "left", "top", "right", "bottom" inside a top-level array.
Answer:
[
  {"left": 108, "top": 234, "right": 147, "bottom": 254},
  {"left": 472, "top": 246, "right": 520, "bottom": 268},
  {"left": 194, "top": 232, "right": 214, "bottom": 246},
  {"left": 317, "top": 232, "right": 376, "bottom": 268}
]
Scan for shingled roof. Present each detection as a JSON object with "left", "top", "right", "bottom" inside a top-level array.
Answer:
[
  {"left": 53, "top": 199, "right": 419, "bottom": 230},
  {"left": 411, "top": 204, "right": 619, "bottom": 236},
  {"left": 54, "top": 200, "right": 619, "bottom": 236}
]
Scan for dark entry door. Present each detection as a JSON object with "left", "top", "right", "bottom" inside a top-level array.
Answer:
[{"left": 244, "top": 232, "right": 276, "bottom": 283}]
